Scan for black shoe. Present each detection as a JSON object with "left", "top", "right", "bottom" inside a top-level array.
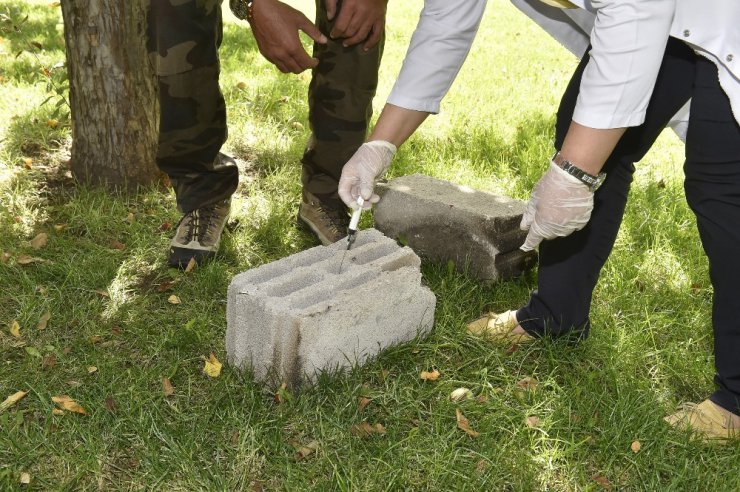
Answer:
[
  {"left": 297, "top": 191, "right": 350, "bottom": 245},
  {"left": 168, "top": 199, "right": 231, "bottom": 268}
]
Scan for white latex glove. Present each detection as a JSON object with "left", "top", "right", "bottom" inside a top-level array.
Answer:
[
  {"left": 520, "top": 161, "right": 595, "bottom": 251},
  {"left": 338, "top": 140, "right": 397, "bottom": 209}
]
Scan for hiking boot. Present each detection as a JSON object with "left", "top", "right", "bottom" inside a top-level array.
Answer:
[
  {"left": 298, "top": 191, "right": 350, "bottom": 245},
  {"left": 168, "top": 199, "right": 231, "bottom": 268}
]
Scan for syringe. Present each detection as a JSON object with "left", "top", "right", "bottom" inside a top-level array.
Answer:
[{"left": 346, "top": 196, "right": 364, "bottom": 250}]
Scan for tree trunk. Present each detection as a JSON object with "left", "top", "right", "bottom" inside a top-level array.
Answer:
[{"left": 61, "top": 0, "right": 161, "bottom": 189}]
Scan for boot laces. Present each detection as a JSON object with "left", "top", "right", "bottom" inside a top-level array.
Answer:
[{"left": 182, "top": 203, "right": 220, "bottom": 243}]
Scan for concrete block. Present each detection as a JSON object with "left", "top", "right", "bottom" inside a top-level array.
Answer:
[
  {"left": 375, "top": 174, "right": 537, "bottom": 282},
  {"left": 226, "top": 229, "right": 436, "bottom": 387}
]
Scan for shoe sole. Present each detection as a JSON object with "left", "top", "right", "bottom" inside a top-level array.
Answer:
[{"left": 168, "top": 247, "right": 216, "bottom": 269}]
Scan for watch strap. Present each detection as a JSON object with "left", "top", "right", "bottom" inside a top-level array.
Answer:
[
  {"left": 230, "top": 0, "right": 254, "bottom": 21},
  {"left": 552, "top": 151, "right": 606, "bottom": 191}
]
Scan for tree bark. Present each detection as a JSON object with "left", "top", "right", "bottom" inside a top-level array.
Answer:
[{"left": 61, "top": 0, "right": 161, "bottom": 189}]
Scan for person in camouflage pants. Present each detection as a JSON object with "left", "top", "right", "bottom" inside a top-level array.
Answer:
[{"left": 147, "top": 0, "right": 386, "bottom": 267}]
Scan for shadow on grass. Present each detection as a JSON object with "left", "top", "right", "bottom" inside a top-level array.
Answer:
[{"left": 391, "top": 111, "right": 557, "bottom": 200}]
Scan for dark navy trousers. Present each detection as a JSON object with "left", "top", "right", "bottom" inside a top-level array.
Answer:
[{"left": 517, "top": 38, "right": 740, "bottom": 415}]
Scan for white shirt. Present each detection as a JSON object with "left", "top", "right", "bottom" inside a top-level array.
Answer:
[
  {"left": 386, "top": 1, "right": 488, "bottom": 114},
  {"left": 672, "top": 3, "right": 740, "bottom": 124},
  {"left": 387, "top": 0, "right": 740, "bottom": 130}
]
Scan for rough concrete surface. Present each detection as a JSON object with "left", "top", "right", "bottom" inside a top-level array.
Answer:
[
  {"left": 375, "top": 174, "right": 537, "bottom": 282},
  {"left": 226, "top": 229, "right": 436, "bottom": 387}
]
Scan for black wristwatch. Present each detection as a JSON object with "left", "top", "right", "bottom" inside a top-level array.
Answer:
[
  {"left": 552, "top": 151, "right": 606, "bottom": 192},
  {"left": 230, "top": 0, "right": 254, "bottom": 21}
]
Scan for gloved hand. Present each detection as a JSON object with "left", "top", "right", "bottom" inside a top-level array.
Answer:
[
  {"left": 520, "top": 161, "right": 595, "bottom": 251},
  {"left": 338, "top": 140, "right": 397, "bottom": 209}
]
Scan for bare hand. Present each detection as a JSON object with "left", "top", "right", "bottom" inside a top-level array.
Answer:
[
  {"left": 329, "top": 0, "right": 386, "bottom": 50},
  {"left": 250, "top": 0, "right": 328, "bottom": 73}
]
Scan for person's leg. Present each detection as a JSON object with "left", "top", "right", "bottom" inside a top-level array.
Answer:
[
  {"left": 148, "top": 0, "right": 238, "bottom": 213},
  {"left": 147, "top": 0, "right": 237, "bottom": 266},
  {"left": 298, "top": 0, "right": 385, "bottom": 245},
  {"left": 682, "top": 58, "right": 740, "bottom": 418},
  {"left": 515, "top": 39, "right": 696, "bottom": 339}
]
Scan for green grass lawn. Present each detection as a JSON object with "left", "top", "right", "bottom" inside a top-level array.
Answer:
[{"left": 2, "top": 0, "right": 739, "bottom": 490}]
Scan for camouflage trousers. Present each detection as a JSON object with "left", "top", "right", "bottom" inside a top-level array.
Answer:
[{"left": 147, "top": 0, "right": 384, "bottom": 213}]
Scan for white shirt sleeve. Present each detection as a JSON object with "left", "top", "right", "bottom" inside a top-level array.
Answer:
[
  {"left": 387, "top": 0, "right": 488, "bottom": 114},
  {"left": 574, "top": 0, "right": 676, "bottom": 129}
]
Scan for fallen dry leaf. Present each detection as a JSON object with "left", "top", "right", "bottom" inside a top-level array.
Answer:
[
  {"left": 22, "top": 157, "right": 33, "bottom": 169},
  {"left": 294, "top": 440, "right": 319, "bottom": 460},
  {"left": 450, "top": 387, "right": 473, "bottom": 402},
  {"left": 51, "top": 395, "right": 87, "bottom": 415},
  {"left": 456, "top": 408, "right": 480, "bottom": 437},
  {"left": 109, "top": 240, "right": 125, "bottom": 251},
  {"left": 420, "top": 369, "right": 440, "bottom": 381},
  {"left": 162, "top": 377, "right": 175, "bottom": 396},
  {"left": 16, "top": 255, "right": 46, "bottom": 265},
  {"left": 475, "top": 459, "right": 489, "bottom": 474},
  {"left": 350, "top": 421, "right": 386, "bottom": 438},
  {"left": 87, "top": 366, "right": 98, "bottom": 374},
  {"left": 126, "top": 212, "right": 134, "bottom": 224},
  {"left": 184, "top": 257, "right": 197, "bottom": 273},
  {"left": 89, "top": 335, "right": 103, "bottom": 344},
  {"left": 54, "top": 223, "right": 67, "bottom": 232},
  {"left": 94, "top": 289, "right": 109, "bottom": 298},
  {"left": 52, "top": 408, "right": 65, "bottom": 416},
  {"left": 159, "top": 221, "right": 172, "bottom": 232},
  {"left": 274, "top": 382, "right": 289, "bottom": 404},
  {"left": 26, "top": 347, "right": 41, "bottom": 358},
  {"left": 105, "top": 396, "right": 117, "bottom": 413},
  {"left": 42, "top": 354, "right": 57, "bottom": 370},
  {"left": 358, "top": 397, "right": 371, "bottom": 412},
  {"left": 1, "top": 251, "right": 11, "bottom": 263},
  {"left": 0, "top": 390, "right": 28, "bottom": 413},
  {"left": 476, "top": 395, "right": 488, "bottom": 403},
  {"left": 167, "top": 295, "right": 181, "bottom": 305},
  {"left": 47, "top": 118, "right": 59, "bottom": 128},
  {"left": 30, "top": 232, "right": 48, "bottom": 249},
  {"left": 20, "top": 472, "right": 30, "bottom": 484},
  {"left": 631, "top": 440, "right": 641, "bottom": 453},
  {"left": 525, "top": 416, "right": 541, "bottom": 428},
  {"left": 505, "top": 344, "right": 520, "bottom": 355},
  {"left": 203, "top": 353, "right": 222, "bottom": 377},
  {"left": 37, "top": 312, "right": 51, "bottom": 330},
  {"left": 516, "top": 377, "right": 539, "bottom": 391},
  {"left": 66, "top": 380, "right": 82, "bottom": 387},
  {"left": 591, "top": 474, "right": 612, "bottom": 490},
  {"left": 156, "top": 279, "right": 178, "bottom": 292},
  {"left": 10, "top": 320, "right": 21, "bottom": 338},
  {"left": 291, "top": 121, "right": 304, "bottom": 131}
]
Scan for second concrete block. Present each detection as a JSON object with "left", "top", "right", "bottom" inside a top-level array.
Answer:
[{"left": 375, "top": 174, "right": 536, "bottom": 282}]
